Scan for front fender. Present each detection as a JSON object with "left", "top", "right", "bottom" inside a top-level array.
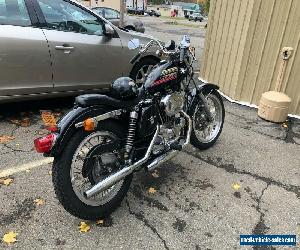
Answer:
[
  {"left": 191, "top": 79, "right": 219, "bottom": 97},
  {"left": 51, "top": 105, "right": 117, "bottom": 157}
]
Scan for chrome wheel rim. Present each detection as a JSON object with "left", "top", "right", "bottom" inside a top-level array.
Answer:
[
  {"left": 135, "top": 64, "right": 154, "bottom": 85},
  {"left": 70, "top": 131, "right": 123, "bottom": 206},
  {"left": 193, "top": 94, "right": 223, "bottom": 143}
]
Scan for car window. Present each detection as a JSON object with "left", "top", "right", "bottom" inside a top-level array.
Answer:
[
  {"left": 103, "top": 8, "right": 120, "bottom": 19},
  {"left": 37, "top": 0, "right": 103, "bottom": 35},
  {"left": 0, "top": 0, "right": 31, "bottom": 26}
]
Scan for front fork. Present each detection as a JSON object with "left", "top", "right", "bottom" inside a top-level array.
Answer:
[{"left": 198, "top": 92, "right": 214, "bottom": 123}]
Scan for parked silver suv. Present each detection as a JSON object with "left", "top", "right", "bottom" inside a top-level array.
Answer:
[{"left": 0, "top": 0, "right": 159, "bottom": 103}]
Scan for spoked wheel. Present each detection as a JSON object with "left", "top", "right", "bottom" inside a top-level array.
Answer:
[
  {"left": 190, "top": 90, "right": 225, "bottom": 150},
  {"left": 71, "top": 132, "right": 124, "bottom": 206},
  {"left": 130, "top": 57, "right": 159, "bottom": 87},
  {"left": 52, "top": 121, "right": 132, "bottom": 220}
]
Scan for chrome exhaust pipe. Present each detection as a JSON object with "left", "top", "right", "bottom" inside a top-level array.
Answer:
[
  {"left": 84, "top": 111, "right": 192, "bottom": 199},
  {"left": 147, "top": 111, "right": 192, "bottom": 172},
  {"left": 84, "top": 125, "right": 160, "bottom": 199}
]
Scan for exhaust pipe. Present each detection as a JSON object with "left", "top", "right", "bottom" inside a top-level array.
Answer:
[
  {"left": 84, "top": 111, "right": 192, "bottom": 199},
  {"left": 147, "top": 111, "right": 192, "bottom": 172},
  {"left": 84, "top": 125, "right": 160, "bottom": 199}
]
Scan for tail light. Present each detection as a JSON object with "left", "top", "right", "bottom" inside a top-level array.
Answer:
[{"left": 34, "top": 134, "right": 56, "bottom": 153}]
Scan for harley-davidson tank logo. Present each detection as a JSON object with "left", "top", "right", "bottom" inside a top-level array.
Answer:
[
  {"left": 153, "top": 70, "right": 178, "bottom": 86},
  {"left": 161, "top": 67, "right": 178, "bottom": 76}
]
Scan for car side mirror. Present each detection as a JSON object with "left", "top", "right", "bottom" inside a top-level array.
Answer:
[{"left": 104, "top": 23, "right": 115, "bottom": 37}]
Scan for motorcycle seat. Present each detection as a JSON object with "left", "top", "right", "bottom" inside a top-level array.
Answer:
[{"left": 75, "top": 94, "right": 139, "bottom": 108}]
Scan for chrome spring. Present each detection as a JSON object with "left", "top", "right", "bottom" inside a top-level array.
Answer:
[{"left": 125, "top": 111, "right": 138, "bottom": 160}]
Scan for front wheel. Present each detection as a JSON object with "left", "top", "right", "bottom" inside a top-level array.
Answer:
[
  {"left": 52, "top": 120, "right": 132, "bottom": 220},
  {"left": 189, "top": 90, "right": 225, "bottom": 150}
]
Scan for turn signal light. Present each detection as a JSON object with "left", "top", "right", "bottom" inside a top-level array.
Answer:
[
  {"left": 83, "top": 118, "right": 96, "bottom": 131},
  {"left": 34, "top": 134, "right": 56, "bottom": 153}
]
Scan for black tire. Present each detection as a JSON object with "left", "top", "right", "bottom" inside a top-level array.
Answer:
[
  {"left": 52, "top": 120, "right": 132, "bottom": 220},
  {"left": 125, "top": 26, "right": 135, "bottom": 31},
  {"left": 130, "top": 57, "right": 160, "bottom": 86},
  {"left": 189, "top": 90, "right": 225, "bottom": 150}
]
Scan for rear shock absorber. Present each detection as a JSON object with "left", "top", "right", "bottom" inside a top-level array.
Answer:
[{"left": 124, "top": 111, "right": 139, "bottom": 161}]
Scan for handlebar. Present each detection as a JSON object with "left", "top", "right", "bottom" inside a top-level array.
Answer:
[{"left": 130, "top": 37, "right": 195, "bottom": 65}]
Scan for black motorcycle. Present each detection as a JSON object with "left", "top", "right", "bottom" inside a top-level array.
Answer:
[{"left": 34, "top": 36, "right": 225, "bottom": 220}]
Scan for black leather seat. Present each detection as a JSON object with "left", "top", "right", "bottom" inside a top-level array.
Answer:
[{"left": 75, "top": 94, "right": 139, "bottom": 108}]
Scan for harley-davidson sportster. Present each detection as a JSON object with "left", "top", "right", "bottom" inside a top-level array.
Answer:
[{"left": 34, "top": 36, "right": 225, "bottom": 220}]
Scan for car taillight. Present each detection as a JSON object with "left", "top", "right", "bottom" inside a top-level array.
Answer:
[{"left": 34, "top": 134, "right": 56, "bottom": 153}]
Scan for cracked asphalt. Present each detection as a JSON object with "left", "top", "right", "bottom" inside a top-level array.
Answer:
[{"left": 0, "top": 17, "right": 299, "bottom": 250}]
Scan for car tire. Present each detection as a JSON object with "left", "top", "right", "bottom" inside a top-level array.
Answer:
[
  {"left": 125, "top": 26, "right": 135, "bottom": 31},
  {"left": 130, "top": 57, "right": 160, "bottom": 86}
]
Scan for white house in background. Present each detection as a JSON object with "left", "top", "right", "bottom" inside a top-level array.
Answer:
[{"left": 126, "top": 0, "right": 147, "bottom": 11}]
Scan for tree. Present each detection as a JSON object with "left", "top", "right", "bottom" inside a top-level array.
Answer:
[{"left": 204, "top": 0, "right": 210, "bottom": 14}]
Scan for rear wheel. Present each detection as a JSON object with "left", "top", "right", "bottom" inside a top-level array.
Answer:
[
  {"left": 52, "top": 121, "right": 132, "bottom": 220},
  {"left": 125, "top": 26, "right": 135, "bottom": 31},
  {"left": 130, "top": 57, "right": 160, "bottom": 86},
  {"left": 189, "top": 90, "right": 225, "bottom": 150}
]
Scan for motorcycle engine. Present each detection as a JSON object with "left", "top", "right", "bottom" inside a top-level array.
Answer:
[{"left": 153, "top": 92, "right": 186, "bottom": 154}]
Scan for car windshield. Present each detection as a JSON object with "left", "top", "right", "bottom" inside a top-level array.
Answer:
[{"left": 93, "top": 7, "right": 119, "bottom": 19}]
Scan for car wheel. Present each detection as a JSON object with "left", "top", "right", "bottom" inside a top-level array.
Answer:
[
  {"left": 130, "top": 57, "right": 160, "bottom": 86},
  {"left": 125, "top": 26, "right": 135, "bottom": 31}
]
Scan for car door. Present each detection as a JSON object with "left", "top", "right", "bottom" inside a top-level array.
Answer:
[
  {"left": 0, "top": 0, "right": 52, "bottom": 96},
  {"left": 34, "top": 0, "right": 124, "bottom": 92}
]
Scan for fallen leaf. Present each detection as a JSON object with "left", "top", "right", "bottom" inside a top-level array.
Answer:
[
  {"left": 2, "top": 231, "right": 17, "bottom": 245},
  {"left": 0, "top": 135, "right": 15, "bottom": 144},
  {"left": 151, "top": 170, "right": 159, "bottom": 178},
  {"left": 20, "top": 118, "right": 30, "bottom": 127},
  {"left": 148, "top": 187, "right": 157, "bottom": 194},
  {"left": 96, "top": 219, "right": 104, "bottom": 225},
  {"left": 232, "top": 183, "right": 241, "bottom": 191},
  {"left": 10, "top": 119, "right": 21, "bottom": 125},
  {"left": 282, "top": 123, "right": 288, "bottom": 128},
  {"left": 34, "top": 198, "right": 45, "bottom": 206},
  {"left": 0, "top": 178, "right": 13, "bottom": 186},
  {"left": 40, "top": 111, "right": 57, "bottom": 128},
  {"left": 79, "top": 222, "right": 90, "bottom": 233},
  {"left": 15, "top": 143, "right": 20, "bottom": 147}
]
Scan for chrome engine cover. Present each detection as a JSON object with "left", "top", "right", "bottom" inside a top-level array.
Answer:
[
  {"left": 161, "top": 92, "right": 184, "bottom": 116},
  {"left": 152, "top": 92, "right": 186, "bottom": 154}
]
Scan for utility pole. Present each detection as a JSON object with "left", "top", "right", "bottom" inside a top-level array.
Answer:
[{"left": 120, "top": 0, "right": 125, "bottom": 28}]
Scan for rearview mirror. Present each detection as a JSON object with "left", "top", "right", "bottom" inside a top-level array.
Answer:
[{"left": 104, "top": 23, "right": 115, "bottom": 36}]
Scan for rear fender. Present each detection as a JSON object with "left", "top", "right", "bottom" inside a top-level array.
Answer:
[{"left": 50, "top": 106, "right": 124, "bottom": 157}]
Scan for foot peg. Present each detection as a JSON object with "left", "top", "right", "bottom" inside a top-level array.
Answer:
[{"left": 169, "top": 141, "right": 182, "bottom": 151}]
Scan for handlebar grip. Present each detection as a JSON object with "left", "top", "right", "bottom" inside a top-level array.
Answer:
[
  {"left": 130, "top": 53, "right": 141, "bottom": 64},
  {"left": 180, "top": 48, "right": 185, "bottom": 63}
]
